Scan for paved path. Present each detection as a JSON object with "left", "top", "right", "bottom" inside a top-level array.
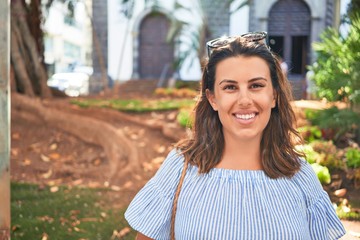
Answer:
[{"left": 341, "top": 220, "right": 360, "bottom": 239}]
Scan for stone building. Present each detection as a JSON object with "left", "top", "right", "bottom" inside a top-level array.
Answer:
[
  {"left": 91, "top": 0, "right": 344, "bottom": 97},
  {"left": 130, "top": 1, "right": 230, "bottom": 80},
  {"left": 249, "top": 0, "right": 341, "bottom": 99}
]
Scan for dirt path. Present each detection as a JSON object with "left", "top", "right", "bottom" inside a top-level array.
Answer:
[{"left": 11, "top": 96, "right": 182, "bottom": 207}]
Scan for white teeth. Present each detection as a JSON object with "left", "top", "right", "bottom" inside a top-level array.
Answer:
[{"left": 235, "top": 113, "right": 256, "bottom": 120}]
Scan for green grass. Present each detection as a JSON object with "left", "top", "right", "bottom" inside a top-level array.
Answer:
[
  {"left": 11, "top": 182, "right": 136, "bottom": 239},
  {"left": 71, "top": 98, "right": 195, "bottom": 112}
]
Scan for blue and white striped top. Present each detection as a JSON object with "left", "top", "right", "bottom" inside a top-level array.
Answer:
[{"left": 125, "top": 149, "right": 345, "bottom": 239}]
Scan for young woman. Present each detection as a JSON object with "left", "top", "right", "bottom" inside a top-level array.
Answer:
[{"left": 125, "top": 32, "right": 345, "bottom": 240}]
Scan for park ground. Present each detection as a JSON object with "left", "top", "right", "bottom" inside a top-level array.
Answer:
[{"left": 10, "top": 89, "right": 360, "bottom": 239}]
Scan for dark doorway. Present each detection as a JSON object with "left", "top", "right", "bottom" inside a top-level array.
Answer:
[
  {"left": 139, "top": 12, "right": 174, "bottom": 79},
  {"left": 269, "top": 36, "right": 284, "bottom": 58},
  {"left": 268, "top": 0, "right": 311, "bottom": 76},
  {"left": 291, "top": 36, "right": 308, "bottom": 74}
]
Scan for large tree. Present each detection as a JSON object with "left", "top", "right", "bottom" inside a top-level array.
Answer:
[{"left": 11, "top": 0, "right": 51, "bottom": 97}]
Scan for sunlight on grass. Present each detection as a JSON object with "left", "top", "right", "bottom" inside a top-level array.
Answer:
[
  {"left": 11, "top": 182, "right": 135, "bottom": 240},
  {"left": 71, "top": 98, "right": 195, "bottom": 112}
]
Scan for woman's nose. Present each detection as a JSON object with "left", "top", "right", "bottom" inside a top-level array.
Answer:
[{"left": 237, "top": 90, "right": 252, "bottom": 106}]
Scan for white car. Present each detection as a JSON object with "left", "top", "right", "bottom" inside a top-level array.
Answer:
[{"left": 47, "top": 72, "right": 90, "bottom": 97}]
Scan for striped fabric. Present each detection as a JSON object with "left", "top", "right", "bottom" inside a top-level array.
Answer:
[{"left": 125, "top": 149, "right": 345, "bottom": 239}]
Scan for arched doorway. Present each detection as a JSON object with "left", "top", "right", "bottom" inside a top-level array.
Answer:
[
  {"left": 268, "top": 0, "right": 311, "bottom": 76},
  {"left": 138, "top": 12, "right": 174, "bottom": 80}
]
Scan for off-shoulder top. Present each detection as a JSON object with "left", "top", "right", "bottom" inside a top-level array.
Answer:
[{"left": 125, "top": 149, "right": 345, "bottom": 239}]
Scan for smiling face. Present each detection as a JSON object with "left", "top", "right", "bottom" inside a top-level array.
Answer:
[{"left": 206, "top": 55, "right": 276, "bottom": 143}]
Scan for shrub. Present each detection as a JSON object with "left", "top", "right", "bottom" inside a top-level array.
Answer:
[
  {"left": 346, "top": 147, "right": 360, "bottom": 168},
  {"left": 309, "top": 140, "right": 344, "bottom": 170},
  {"left": 306, "top": 107, "right": 360, "bottom": 143},
  {"left": 311, "top": 163, "right": 331, "bottom": 185},
  {"left": 309, "top": 14, "right": 360, "bottom": 105},
  {"left": 295, "top": 144, "right": 322, "bottom": 164},
  {"left": 177, "top": 108, "right": 193, "bottom": 128},
  {"left": 298, "top": 125, "right": 322, "bottom": 143}
]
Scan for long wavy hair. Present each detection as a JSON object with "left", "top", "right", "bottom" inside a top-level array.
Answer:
[{"left": 170, "top": 38, "right": 304, "bottom": 239}]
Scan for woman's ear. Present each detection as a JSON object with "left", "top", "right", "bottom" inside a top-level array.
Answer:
[
  {"left": 272, "top": 90, "right": 277, "bottom": 108},
  {"left": 206, "top": 89, "right": 218, "bottom": 111}
]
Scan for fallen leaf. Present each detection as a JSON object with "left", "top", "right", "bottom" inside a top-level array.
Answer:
[
  {"left": 72, "top": 179, "right": 83, "bottom": 186},
  {"left": 22, "top": 158, "right": 32, "bottom": 166},
  {"left": 80, "top": 217, "right": 98, "bottom": 222},
  {"left": 123, "top": 181, "right": 133, "bottom": 189},
  {"left": 49, "top": 143, "right": 58, "bottom": 150},
  {"left": 12, "top": 132, "right": 20, "bottom": 139},
  {"left": 59, "top": 217, "right": 68, "bottom": 226},
  {"left": 142, "top": 162, "right": 153, "bottom": 171},
  {"left": 41, "top": 169, "right": 53, "bottom": 179},
  {"left": 41, "top": 233, "right": 49, "bottom": 240},
  {"left": 134, "top": 174, "right": 142, "bottom": 181},
  {"left": 49, "top": 153, "right": 60, "bottom": 159},
  {"left": 29, "top": 142, "right": 42, "bottom": 152},
  {"left": 38, "top": 216, "right": 54, "bottom": 223},
  {"left": 334, "top": 188, "right": 347, "bottom": 197},
  {"left": 156, "top": 145, "right": 166, "bottom": 154},
  {"left": 93, "top": 159, "right": 101, "bottom": 166},
  {"left": 100, "top": 212, "right": 107, "bottom": 218},
  {"left": 118, "top": 227, "right": 131, "bottom": 237},
  {"left": 130, "top": 133, "right": 138, "bottom": 140},
  {"left": 11, "top": 224, "right": 21, "bottom": 232},
  {"left": 88, "top": 182, "right": 101, "bottom": 188},
  {"left": 70, "top": 210, "right": 81, "bottom": 216},
  {"left": 50, "top": 186, "right": 59, "bottom": 193},
  {"left": 11, "top": 148, "right": 19, "bottom": 157},
  {"left": 151, "top": 157, "right": 164, "bottom": 165},
  {"left": 110, "top": 185, "right": 121, "bottom": 191},
  {"left": 40, "top": 154, "right": 50, "bottom": 162}
]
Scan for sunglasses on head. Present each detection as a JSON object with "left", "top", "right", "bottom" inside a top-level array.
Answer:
[{"left": 206, "top": 31, "right": 269, "bottom": 57}]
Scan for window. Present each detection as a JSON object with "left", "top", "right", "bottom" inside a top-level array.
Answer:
[{"left": 64, "top": 41, "right": 81, "bottom": 59}]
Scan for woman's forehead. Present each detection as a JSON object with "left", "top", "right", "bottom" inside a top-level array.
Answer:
[{"left": 214, "top": 56, "right": 271, "bottom": 82}]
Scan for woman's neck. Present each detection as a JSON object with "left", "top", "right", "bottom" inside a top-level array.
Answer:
[{"left": 216, "top": 136, "right": 263, "bottom": 170}]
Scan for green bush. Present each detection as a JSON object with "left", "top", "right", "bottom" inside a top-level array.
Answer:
[
  {"left": 306, "top": 107, "right": 360, "bottom": 142},
  {"left": 309, "top": 14, "right": 360, "bottom": 105},
  {"left": 346, "top": 147, "right": 360, "bottom": 168},
  {"left": 295, "top": 144, "right": 322, "bottom": 164},
  {"left": 298, "top": 125, "right": 322, "bottom": 143},
  {"left": 177, "top": 108, "right": 193, "bottom": 128},
  {"left": 310, "top": 140, "right": 344, "bottom": 170},
  {"left": 311, "top": 163, "right": 332, "bottom": 185}
]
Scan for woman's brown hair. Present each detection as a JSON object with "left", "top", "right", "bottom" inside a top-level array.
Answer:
[{"left": 170, "top": 38, "right": 304, "bottom": 239}]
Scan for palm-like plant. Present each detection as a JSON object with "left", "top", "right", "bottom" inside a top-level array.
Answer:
[{"left": 167, "top": 0, "right": 248, "bottom": 72}]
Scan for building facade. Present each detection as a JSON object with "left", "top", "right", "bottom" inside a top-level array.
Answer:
[
  {"left": 44, "top": 0, "right": 346, "bottom": 98},
  {"left": 248, "top": 0, "right": 341, "bottom": 98}
]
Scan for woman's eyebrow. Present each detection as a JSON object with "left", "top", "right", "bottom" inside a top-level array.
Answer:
[
  {"left": 219, "top": 77, "right": 268, "bottom": 85},
  {"left": 249, "top": 77, "right": 268, "bottom": 82},
  {"left": 218, "top": 79, "right": 238, "bottom": 85}
]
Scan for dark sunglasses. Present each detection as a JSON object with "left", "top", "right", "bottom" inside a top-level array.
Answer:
[{"left": 206, "top": 31, "right": 268, "bottom": 57}]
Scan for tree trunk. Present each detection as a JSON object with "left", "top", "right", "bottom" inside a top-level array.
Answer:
[
  {"left": 10, "top": 0, "right": 52, "bottom": 98},
  {"left": 10, "top": 24, "right": 35, "bottom": 97},
  {"left": 12, "top": 0, "right": 51, "bottom": 98}
]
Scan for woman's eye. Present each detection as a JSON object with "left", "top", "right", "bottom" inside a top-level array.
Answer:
[
  {"left": 223, "top": 85, "right": 237, "bottom": 90},
  {"left": 250, "top": 83, "right": 264, "bottom": 89}
]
